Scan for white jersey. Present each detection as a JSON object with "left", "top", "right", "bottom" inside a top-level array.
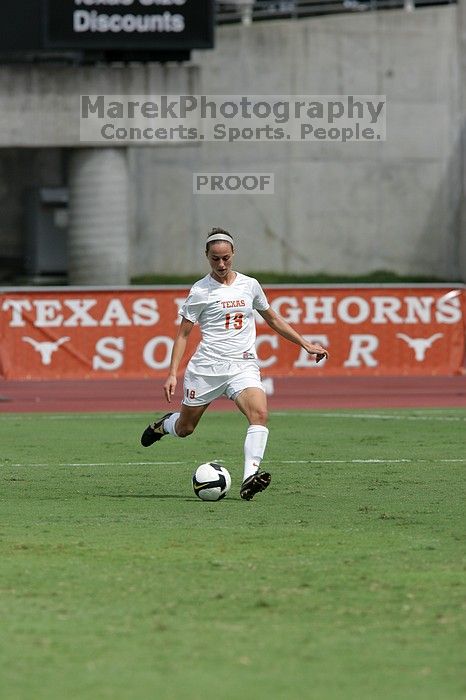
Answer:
[{"left": 179, "top": 272, "right": 270, "bottom": 363}]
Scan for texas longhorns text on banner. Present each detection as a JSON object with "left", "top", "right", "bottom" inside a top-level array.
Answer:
[{"left": 0, "top": 286, "right": 464, "bottom": 379}]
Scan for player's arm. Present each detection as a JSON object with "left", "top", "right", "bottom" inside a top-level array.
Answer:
[
  {"left": 257, "top": 308, "right": 329, "bottom": 363},
  {"left": 164, "top": 317, "right": 194, "bottom": 402}
]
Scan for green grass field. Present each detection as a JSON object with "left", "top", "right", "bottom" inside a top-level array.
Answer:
[{"left": 1, "top": 408, "right": 465, "bottom": 700}]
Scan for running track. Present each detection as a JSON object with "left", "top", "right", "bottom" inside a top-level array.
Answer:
[{"left": 1, "top": 376, "right": 465, "bottom": 412}]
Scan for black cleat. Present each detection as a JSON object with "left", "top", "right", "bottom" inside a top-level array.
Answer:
[
  {"left": 240, "top": 470, "right": 271, "bottom": 501},
  {"left": 140, "top": 413, "right": 173, "bottom": 447}
]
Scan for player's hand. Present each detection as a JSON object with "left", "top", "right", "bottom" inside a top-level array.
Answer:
[
  {"left": 164, "top": 374, "right": 177, "bottom": 402},
  {"left": 303, "top": 343, "right": 329, "bottom": 364}
]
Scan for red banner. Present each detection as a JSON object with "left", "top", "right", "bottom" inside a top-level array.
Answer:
[{"left": 0, "top": 286, "right": 464, "bottom": 379}]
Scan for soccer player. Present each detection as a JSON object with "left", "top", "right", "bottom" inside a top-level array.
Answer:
[{"left": 141, "top": 228, "right": 329, "bottom": 500}]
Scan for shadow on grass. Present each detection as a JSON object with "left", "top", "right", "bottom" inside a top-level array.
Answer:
[
  {"left": 104, "top": 494, "right": 194, "bottom": 500},
  {"left": 103, "top": 493, "right": 242, "bottom": 501}
]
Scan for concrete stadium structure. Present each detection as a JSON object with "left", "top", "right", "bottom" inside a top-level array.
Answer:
[{"left": 0, "top": 4, "right": 465, "bottom": 283}]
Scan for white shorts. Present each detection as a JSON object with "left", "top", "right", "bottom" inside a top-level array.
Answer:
[{"left": 183, "top": 358, "right": 264, "bottom": 406}]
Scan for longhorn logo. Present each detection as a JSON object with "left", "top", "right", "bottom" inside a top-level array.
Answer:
[
  {"left": 22, "top": 336, "right": 71, "bottom": 365},
  {"left": 396, "top": 333, "right": 443, "bottom": 361}
]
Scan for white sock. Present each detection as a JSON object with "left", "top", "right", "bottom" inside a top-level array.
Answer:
[
  {"left": 243, "top": 425, "right": 269, "bottom": 482},
  {"left": 163, "top": 412, "right": 181, "bottom": 437}
]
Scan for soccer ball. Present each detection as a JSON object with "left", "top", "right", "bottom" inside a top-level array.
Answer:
[{"left": 192, "top": 463, "right": 231, "bottom": 501}]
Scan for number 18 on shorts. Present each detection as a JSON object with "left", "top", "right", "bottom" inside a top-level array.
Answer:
[{"left": 183, "top": 360, "right": 264, "bottom": 406}]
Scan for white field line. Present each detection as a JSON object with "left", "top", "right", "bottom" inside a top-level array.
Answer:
[
  {"left": 3, "top": 461, "right": 186, "bottom": 468},
  {"left": 281, "top": 458, "right": 466, "bottom": 464},
  {"left": 0, "top": 412, "right": 465, "bottom": 422},
  {"left": 0, "top": 414, "right": 142, "bottom": 420},
  {"left": 3, "top": 458, "right": 465, "bottom": 468},
  {"left": 272, "top": 412, "right": 466, "bottom": 421}
]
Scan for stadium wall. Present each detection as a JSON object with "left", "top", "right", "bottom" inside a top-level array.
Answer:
[
  {"left": 134, "top": 5, "right": 464, "bottom": 280},
  {"left": 0, "top": 6, "right": 464, "bottom": 281}
]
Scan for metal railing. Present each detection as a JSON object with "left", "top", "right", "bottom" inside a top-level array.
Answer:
[{"left": 216, "top": 0, "right": 455, "bottom": 23}]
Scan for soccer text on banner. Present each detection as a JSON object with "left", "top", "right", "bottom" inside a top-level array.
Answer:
[{"left": 0, "top": 287, "right": 464, "bottom": 379}]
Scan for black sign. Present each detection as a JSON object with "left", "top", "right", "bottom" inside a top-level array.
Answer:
[
  {"left": 0, "top": 0, "right": 214, "bottom": 62},
  {"left": 44, "top": 0, "right": 214, "bottom": 50}
]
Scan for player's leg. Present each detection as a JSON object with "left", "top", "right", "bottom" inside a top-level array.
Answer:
[
  {"left": 140, "top": 403, "right": 209, "bottom": 446},
  {"left": 230, "top": 380, "right": 271, "bottom": 501},
  {"left": 141, "top": 363, "right": 224, "bottom": 447},
  {"left": 234, "top": 386, "right": 268, "bottom": 427},
  {"left": 163, "top": 403, "right": 210, "bottom": 438}
]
